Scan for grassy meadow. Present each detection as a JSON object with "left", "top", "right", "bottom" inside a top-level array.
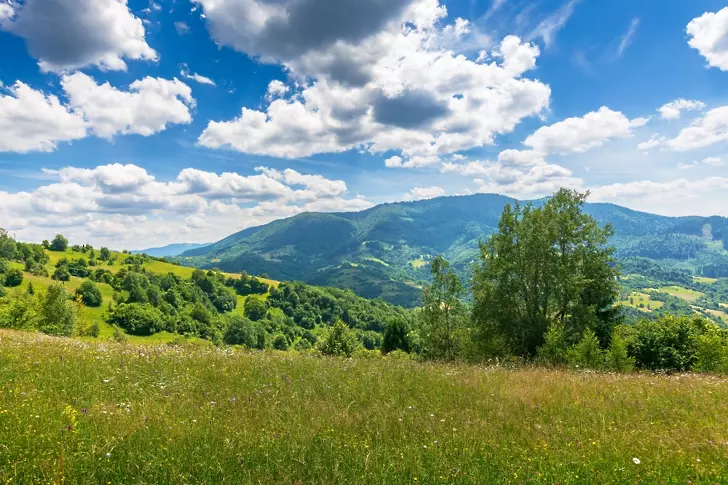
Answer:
[{"left": 2, "top": 329, "right": 728, "bottom": 484}]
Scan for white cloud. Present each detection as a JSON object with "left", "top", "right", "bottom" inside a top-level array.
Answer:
[
  {"left": 265, "top": 80, "right": 289, "bottom": 100},
  {"left": 687, "top": 7, "right": 728, "bottom": 71},
  {"left": 0, "top": 163, "right": 371, "bottom": 248},
  {"left": 658, "top": 99, "right": 706, "bottom": 120},
  {"left": 497, "top": 149, "right": 545, "bottom": 166},
  {"left": 637, "top": 134, "right": 666, "bottom": 151},
  {"left": 616, "top": 17, "right": 639, "bottom": 57},
  {"left": 180, "top": 65, "right": 216, "bottom": 85},
  {"left": 174, "top": 21, "right": 190, "bottom": 35},
  {"left": 702, "top": 156, "right": 724, "bottom": 167},
  {"left": 666, "top": 106, "right": 728, "bottom": 151},
  {"left": 195, "top": 0, "right": 551, "bottom": 166},
  {"left": 524, "top": 107, "right": 645, "bottom": 155},
  {"left": 1, "top": 0, "right": 157, "bottom": 72},
  {"left": 61, "top": 72, "right": 194, "bottom": 138},
  {"left": 403, "top": 186, "right": 446, "bottom": 201},
  {"left": 0, "top": 81, "right": 87, "bottom": 153},
  {"left": 527, "top": 0, "right": 580, "bottom": 49},
  {"left": 591, "top": 177, "right": 728, "bottom": 205}
]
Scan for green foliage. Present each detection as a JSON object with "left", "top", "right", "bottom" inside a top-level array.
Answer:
[
  {"left": 419, "top": 256, "right": 466, "bottom": 360},
  {"left": 37, "top": 284, "right": 77, "bottom": 337},
  {"left": 52, "top": 265, "right": 71, "bottom": 282},
  {"left": 228, "top": 273, "right": 269, "bottom": 296},
  {"left": 567, "top": 329, "right": 604, "bottom": 370},
  {"left": 224, "top": 315, "right": 266, "bottom": 349},
  {"left": 0, "top": 293, "right": 38, "bottom": 330},
  {"left": 694, "top": 324, "right": 728, "bottom": 373},
  {"left": 244, "top": 297, "right": 267, "bottom": 321},
  {"left": 109, "top": 303, "right": 164, "bottom": 336},
  {"left": 629, "top": 315, "right": 705, "bottom": 371},
  {"left": 537, "top": 322, "right": 568, "bottom": 366},
  {"left": 604, "top": 328, "right": 635, "bottom": 372},
  {"left": 75, "top": 280, "right": 103, "bottom": 307},
  {"left": 49, "top": 234, "right": 69, "bottom": 252},
  {"left": 273, "top": 333, "right": 289, "bottom": 350},
  {"left": 319, "top": 320, "right": 359, "bottom": 357},
  {"left": 472, "top": 189, "right": 619, "bottom": 357},
  {"left": 382, "top": 318, "right": 411, "bottom": 353},
  {"left": 4, "top": 268, "right": 23, "bottom": 287},
  {"left": 0, "top": 228, "right": 16, "bottom": 260}
]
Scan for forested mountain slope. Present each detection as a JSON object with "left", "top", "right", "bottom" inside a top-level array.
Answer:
[{"left": 180, "top": 194, "right": 728, "bottom": 306}]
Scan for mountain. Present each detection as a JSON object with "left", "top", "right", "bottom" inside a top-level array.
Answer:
[
  {"left": 179, "top": 194, "right": 728, "bottom": 306},
  {"left": 133, "top": 243, "right": 210, "bottom": 257}
]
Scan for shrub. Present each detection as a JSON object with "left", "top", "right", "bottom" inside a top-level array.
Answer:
[
  {"left": 273, "top": 333, "right": 289, "bottom": 350},
  {"left": 567, "top": 329, "right": 604, "bottom": 369},
  {"left": 630, "top": 315, "right": 705, "bottom": 371},
  {"left": 537, "top": 322, "right": 568, "bottom": 365},
  {"left": 294, "top": 338, "right": 312, "bottom": 351},
  {"left": 75, "top": 280, "right": 103, "bottom": 307},
  {"left": 319, "top": 321, "right": 359, "bottom": 357},
  {"left": 244, "top": 297, "right": 267, "bottom": 321},
  {"left": 605, "top": 327, "right": 635, "bottom": 372},
  {"left": 49, "top": 234, "right": 69, "bottom": 252},
  {"left": 37, "top": 283, "right": 77, "bottom": 337},
  {"left": 52, "top": 266, "right": 71, "bottom": 282},
  {"left": 694, "top": 324, "right": 728, "bottom": 373},
  {"left": 112, "top": 326, "right": 128, "bottom": 343},
  {"left": 382, "top": 318, "right": 410, "bottom": 353},
  {"left": 224, "top": 315, "right": 266, "bottom": 349},
  {"left": 109, "top": 303, "right": 164, "bottom": 336},
  {"left": 4, "top": 268, "right": 23, "bottom": 287}
]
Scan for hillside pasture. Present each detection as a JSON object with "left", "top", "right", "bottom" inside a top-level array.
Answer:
[
  {"left": 620, "top": 292, "right": 664, "bottom": 311},
  {"left": 660, "top": 286, "right": 705, "bottom": 302},
  {"left": 1, "top": 329, "right": 728, "bottom": 484}
]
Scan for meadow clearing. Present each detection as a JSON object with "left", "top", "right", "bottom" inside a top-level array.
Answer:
[{"left": 1, "top": 329, "right": 728, "bottom": 484}]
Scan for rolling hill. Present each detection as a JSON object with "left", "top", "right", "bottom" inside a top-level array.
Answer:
[
  {"left": 132, "top": 242, "right": 210, "bottom": 257},
  {"left": 179, "top": 193, "right": 728, "bottom": 306}
]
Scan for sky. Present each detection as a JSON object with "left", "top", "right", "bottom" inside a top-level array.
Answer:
[{"left": 1, "top": 0, "right": 728, "bottom": 249}]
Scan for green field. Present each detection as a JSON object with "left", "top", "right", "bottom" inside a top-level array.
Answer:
[
  {"left": 693, "top": 276, "right": 718, "bottom": 285},
  {"left": 660, "top": 286, "right": 705, "bottom": 302},
  {"left": 410, "top": 258, "right": 428, "bottom": 269},
  {"left": 619, "top": 292, "right": 664, "bottom": 311},
  {"left": 1, "top": 329, "right": 727, "bottom": 484}
]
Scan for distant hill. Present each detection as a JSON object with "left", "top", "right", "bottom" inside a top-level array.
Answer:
[
  {"left": 133, "top": 243, "right": 210, "bottom": 257},
  {"left": 179, "top": 194, "right": 728, "bottom": 306}
]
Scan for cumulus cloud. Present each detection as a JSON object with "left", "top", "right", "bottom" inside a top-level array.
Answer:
[
  {"left": 591, "top": 177, "right": 728, "bottom": 204},
  {"left": 403, "top": 186, "right": 446, "bottom": 201},
  {"left": 665, "top": 106, "right": 728, "bottom": 151},
  {"left": 0, "top": 0, "right": 157, "bottom": 72},
  {"left": 687, "top": 7, "right": 728, "bottom": 71},
  {"left": 523, "top": 107, "right": 646, "bottom": 155},
  {"left": 0, "top": 73, "right": 195, "bottom": 152},
  {"left": 0, "top": 81, "right": 87, "bottom": 153},
  {"left": 174, "top": 21, "right": 190, "bottom": 35},
  {"left": 658, "top": 99, "right": 706, "bottom": 120},
  {"left": 0, "top": 163, "right": 371, "bottom": 248},
  {"left": 637, "top": 134, "right": 666, "bottom": 151},
  {"left": 195, "top": 0, "right": 551, "bottom": 166}
]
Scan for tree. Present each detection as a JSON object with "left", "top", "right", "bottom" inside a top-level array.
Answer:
[
  {"left": 273, "top": 333, "right": 289, "bottom": 350},
  {"left": 382, "top": 318, "right": 411, "bottom": 353},
  {"left": 52, "top": 266, "right": 71, "bottom": 282},
  {"left": 567, "top": 328, "right": 604, "bottom": 369},
  {"left": 109, "top": 303, "right": 164, "bottom": 336},
  {"left": 99, "top": 247, "right": 111, "bottom": 261},
  {"left": 319, "top": 320, "right": 359, "bottom": 357},
  {"left": 472, "top": 189, "right": 619, "bottom": 357},
  {"left": 4, "top": 269, "right": 23, "bottom": 287},
  {"left": 0, "top": 228, "right": 16, "bottom": 260},
  {"left": 49, "top": 234, "right": 69, "bottom": 252},
  {"left": 37, "top": 284, "right": 77, "bottom": 336},
  {"left": 244, "top": 297, "right": 267, "bottom": 321},
  {"left": 419, "top": 256, "right": 466, "bottom": 360},
  {"left": 76, "top": 280, "right": 103, "bottom": 307}
]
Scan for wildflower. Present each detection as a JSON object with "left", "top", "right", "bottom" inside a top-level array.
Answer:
[
  {"left": 633, "top": 457, "right": 641, "bottom": 465},
  {"left": 430, "top": 414, "right": 435, "bottom": 417},
  {"left": 106, "top": 453, "right": 111, "bottom": 458},
  {"left": 103, "top": 379, "right": 110, "bottom": 383}
]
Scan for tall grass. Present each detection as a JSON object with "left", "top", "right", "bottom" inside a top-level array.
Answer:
[{"left": 1, "top": 329, "right": 727, "bottom": 484}]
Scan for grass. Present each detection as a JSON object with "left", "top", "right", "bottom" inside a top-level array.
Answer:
[
  {"left": 410, "top": 258, "right": 428, "bottom": 269},
  {"left": 660, "top": 286, "right": 705, "bottom": 303},
  {"left": 619, "top": 292, "right": 664, "bottom": 312},
  {"left": 2, "top": 330, "right": 728, "bottom": 484},
  {"left": 693, "top": 276, "right": 718, "bottom": 285}
]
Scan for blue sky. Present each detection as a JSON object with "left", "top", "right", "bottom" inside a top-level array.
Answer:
[{"left": 1, "top": 0, "right": 728, "bottom": 249}]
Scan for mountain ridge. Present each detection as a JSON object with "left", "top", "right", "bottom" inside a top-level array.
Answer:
[{"left": 178, "top": 193, "right": 728, "bottom": 306}]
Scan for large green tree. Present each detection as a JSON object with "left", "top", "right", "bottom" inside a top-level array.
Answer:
[
  {"left": 419, "top": 256, "right": 466, "bottom": 360},
  {"left": 472, "top": 189, "right": 619, "bottom": 356}
]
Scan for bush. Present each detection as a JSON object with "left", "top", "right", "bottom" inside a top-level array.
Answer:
[
  {"left": 37, "top": 283, "right": 77, "bottom": 337},
  {"left": 694, "top": 324, "right": 728, "bottom": 373},
  {"left": 4, "top": 268, "right": 23, "bottom": 287},
  {"left": 109, "top": 303, "right": 164, "bottom": 336},
  {"left": 567, "top": 329, "right": 604, "bottom": 369},
  {"left": 294, "top": 338, "right": 312, "bottom": 351},
  {"left": 244, "top": 297, "right": 267, "bottom": 321},
  {"left": 80, "top": 321, "right": 101, "bottom": 338},
  {"left": 52, "top": 266, "right": 71, "bottom": 282},
  {"left": 224, "top": 315, "right": 266, "bottom": 349},
  {"left": 630, "top": 315, "right": 704, "bottom": 371},
  {"left": 112, "top": 326, "right": 128, "bottom": 343},
  {"left": 605, "top": 327, "right": 635, "bottom": 372},
  {"left": 273, "top": 333, "right": 289, "bottom": 350},
  {"left": 49, "top": 234, "right": 69, "bottom": 252},
  {"left": 382, "top": 318, "right": 410, "bottom": 353},
  {"left": 537, "top": 322, "right": 568, "bottom": 365},
  {"left": 75, "top": 280, "right": 103, "bottom": 307},
  {"left": 319, "top": 321, "right": 359, "bottom": 357}
]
